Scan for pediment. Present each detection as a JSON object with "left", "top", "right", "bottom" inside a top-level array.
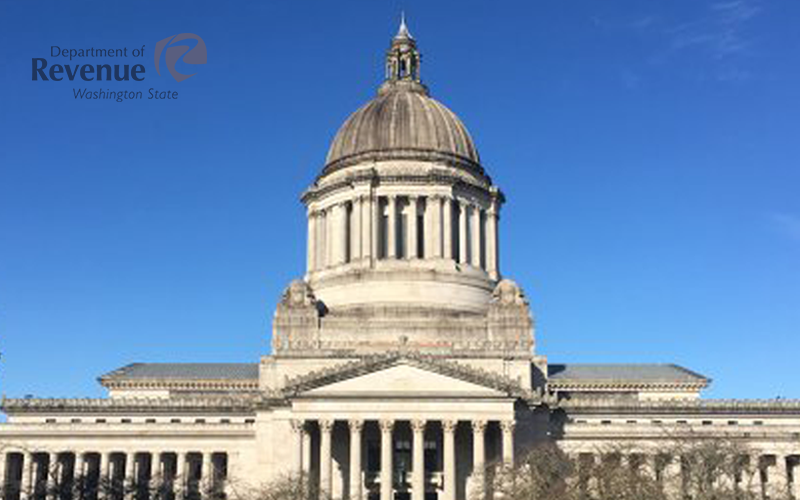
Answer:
[{"left": 302, "top": 364, "right": 507, "bottom": 398}]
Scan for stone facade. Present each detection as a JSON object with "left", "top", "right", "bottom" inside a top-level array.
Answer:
[{"left": 2, "top": 19, "right": 799, "bottom": 500}]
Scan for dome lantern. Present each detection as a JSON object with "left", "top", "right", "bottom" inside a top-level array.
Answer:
[{"left": 381, "top": 14, "right": 425, "bottom": 94}]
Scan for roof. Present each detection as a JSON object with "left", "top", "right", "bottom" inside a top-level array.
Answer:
[
  {"left": 324, "top": 88, "right": 481, "bottom": 173},
  {"left": 548, "top": 363, "right": 708, "bottom": 385},
  {"left": 99, "top": 363, "right": 259, "bottom": 382}
]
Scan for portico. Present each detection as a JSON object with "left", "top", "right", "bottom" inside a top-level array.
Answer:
[
  {"left": 289, "top": 417, "right": 515, "bottom": 500},
  {"left": 284, "top": 359, "right": 519, "bottom": 500}
]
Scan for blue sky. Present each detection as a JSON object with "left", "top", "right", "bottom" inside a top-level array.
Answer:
[{"left": 0, "top": 0, "right": 798, "bottom": 401}]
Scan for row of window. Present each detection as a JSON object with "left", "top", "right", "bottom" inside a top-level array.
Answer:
[{"left": 41, "top": 418, "right": 255, "bottom": 425}]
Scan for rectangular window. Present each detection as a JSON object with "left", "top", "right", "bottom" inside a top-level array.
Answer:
[
  {"left": 345, "top": 202, "right": 352, "bottom": 263},
  {"left": 417, "top": 212, "right": 425, "bottom": 258}
]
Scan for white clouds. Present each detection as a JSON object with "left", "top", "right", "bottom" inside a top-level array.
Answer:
[{"left": 668, "top": 0, "right": 761, "bottom": 59}]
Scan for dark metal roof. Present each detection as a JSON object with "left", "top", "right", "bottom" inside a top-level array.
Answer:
[
  {"left": 324, "top": 87, "right": 481, "bottom": 172},
  {"left": 100, "top": 363, "right": 259, "bottom": 381},
  {"left": 547, "top": 363, "right": 707, "bottom": 383}
]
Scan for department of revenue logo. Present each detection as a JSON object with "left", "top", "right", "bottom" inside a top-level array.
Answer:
[
  {"left": 154, "top": 33, "right": 207, "bottom": 82},
  {"left": 31, "top": 33, "right": 207, "bottom": 102}
]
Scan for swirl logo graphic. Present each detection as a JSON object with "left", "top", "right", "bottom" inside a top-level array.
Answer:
[{"left": 154, "top": 34, "right": 207, "bottom": 82}]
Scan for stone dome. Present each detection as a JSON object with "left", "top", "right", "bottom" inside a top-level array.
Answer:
[{"left": 324, "top": 86, "right": 481, "bottom": 173}]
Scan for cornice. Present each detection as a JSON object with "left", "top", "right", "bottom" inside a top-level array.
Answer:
[
  {"left": 549, "top": 381, "right": 709, "bottom": 392},
  {"left": 1, "top": 396, "right": 261, "bottom": 414},
  {"left": 98, "top": 379, "right": 259, "bottom": 392},
  {"left": 557, "top": 398, "right": 800, "bottom": 415}
]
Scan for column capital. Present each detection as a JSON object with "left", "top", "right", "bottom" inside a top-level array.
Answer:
[
  {"left": 290, "top": 419, "right": 305, "bottom": 433},
  {"left": 442, "top": 420, "right": 458, "bottom": 433},
  {"left": 379, "top": 419, "right": 394, "bottom": 433},
  {"left": 348, "top": 419, "right": 364, "bottom": 433},
  {"left": 319, "top": 419, "right": 334, "bottom": 433},
  {"left": 500, "top": 420, "right": 516, "bottom": 433},
  {"left": 471, "top": 420, "right": 488, "bottom": 433},
  {"left": 411, "top": 419, "right": 427, "bottom": 433}
]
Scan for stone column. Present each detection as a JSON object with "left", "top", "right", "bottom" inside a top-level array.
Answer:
[
  {"left": 748, "top": 454, "right": 762, "bottom": 498},
  {"left": 387, "top": 196, "right": 397, "bottom": 259},
  {"left": 202, "top": 453, "right": 213, "bottom": 491},
  {"left": 74, "top": 452, "right": 85, "bottom": 485},
  {"left": 0, "top": 452, "right": 6, "bottom": 492},
  {"left": 100, "top": 452, "right": 111, "bottom": 497},
  {"left": 46, "top": 453, "right": 58, "bottom": 500},
  {"left": 442, "top": 197, "right": 453, "bottom": 260},
  {"left": 471, "top": 421, "right": 486, "bottom": 499},
  {"left": 331, "top": 203, "right": 346, "bottom": 265},
  {"left": 150, "top": 454, "right": 159, "bottom": 491},
  {"left": 408, "top": 196, "right": 418, "bottom": 259},
  {"left": 349, "top": 420, "right": 364, "bottom": 500},
  {"left": 21, "top": 452, "right": 33, "bottom": 497},
  {"left": 767, "top": 455, "right": 788, "bottom": 499},
  {"left": 175, "top": 452, "right": 186, "bottom": 497},
  {"left": 316, "top": 210, "right": 326, "bottom": 269},
  {"left": 320, "top": 420, "right": 334, "bottom": 496},
  {"left": 442, "top": 421, "right": 457, "bottom": 500},
  {"left": 486, "top": 205, "right": 499, "bottom": 279},
  {"left": 326, "top": 208, "right": 335, "bottom": 266},
  {"left": 470, "top": 206, "right": 482, "bottom": 268},
  {"left": 302, "top": 428, "right": 312, "bottom": 476},
  {"left": 307, "top": 210, "right": 317, "bottom": 273},
  {"left": 353, "top": 196, "right": 363, "bottom": 261},
  {"left": 125, "top": 453, "right": 136, "bottom": 495},
  {"left": 501, "top": 421, "right": 515, "bottom": 466},
  {"left": 411, "top": 420, "right": 426, "bottom": 500},
  {"left": 458, "top": 200, "right": 468, "bottom": 264},
  {"left": 369, "top": 194, "right": 379, "bottom": 262},
  {"left": 291, "top": 420, "right": 304, "bottom": 475},
  {"left": 432, "top": 196, "right": 443, "bottom": 258},
  {"left": 584, "top": 454, "right": 600, "bottom": 498},
  {"left": 423, "top": 196, "right": 434, "bottom": 259},
  {"left": 791, "top": 456, "right": 800, "bottom": 500},
  {"left": 380, "top": 420, "right": 394, "bottom": 500}
]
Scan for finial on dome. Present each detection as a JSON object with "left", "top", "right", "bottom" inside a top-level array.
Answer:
[{"left": 396, "top": 11, "right": 413, "bottom": 39}]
